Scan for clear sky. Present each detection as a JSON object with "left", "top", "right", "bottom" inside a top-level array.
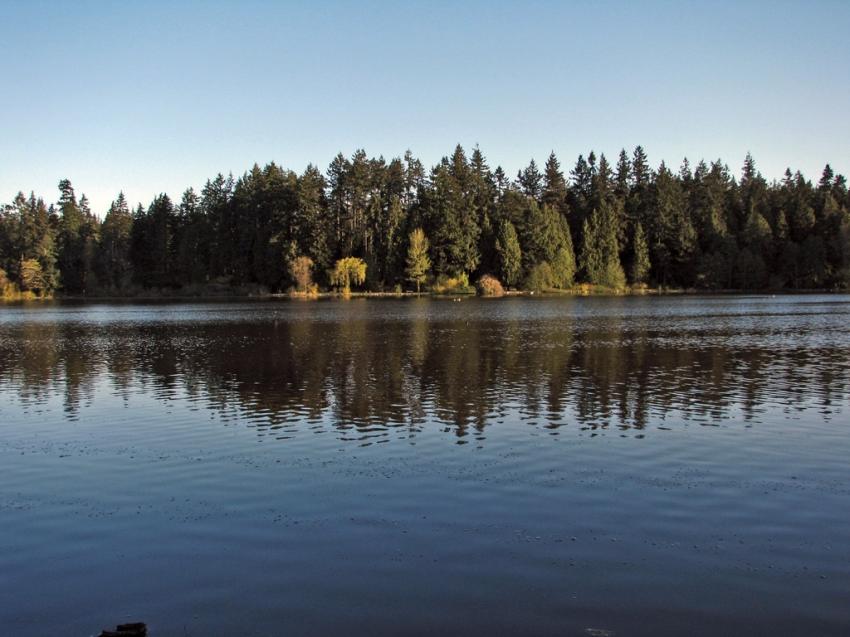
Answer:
[{"left": 2, "top": 0, "right": 848, "bottom": 213}]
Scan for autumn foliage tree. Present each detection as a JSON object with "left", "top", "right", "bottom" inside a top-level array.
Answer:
[
  {"left": 330, "top": 257, "right": 367, "bottom": 294},
  {"left": 405, "top": 228, "right": 431, "bottom": 293},
  {"left": 289, "top": 256, "right": 315, "bottom": 293}
]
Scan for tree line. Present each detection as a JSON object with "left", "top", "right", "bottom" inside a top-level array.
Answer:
[{"left": 1, "top": 145, "right": 849, "bottom": 296}]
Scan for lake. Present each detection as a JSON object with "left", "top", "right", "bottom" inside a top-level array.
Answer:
[{"left": 1, "top": 295, "right": 849, "bottom": 636}]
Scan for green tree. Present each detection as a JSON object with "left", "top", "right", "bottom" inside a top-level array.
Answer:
[
  {"left": 517, "top": 159, "right": 543, "bottom": 200},
  {"left": 631, "top": 222, "right": 651, "bottom": 285},
  {"left": 495, "top": 220, "right": 522, "bottom": 287},
  {"left": 542, "top": 151, "right": 568, "bottom": 214},
  {"left": 56, "top": 179, "right": 84, "bottom": 293},
  {"left": 405, "top": 228, "right": 431, "bottom": 293},
  {"left": 172, "top": 188, "right": 209, "bottom": 286},
  {"left": 525, "top": 262, "right": 555, "bottom": 292},
  {"left": 580, "top": 204, "right": 626, "bottom": 288},
  {"left": 551, "top": 245, "right": 576, "bottom": 289},
  {"left": 648, "top": 164, "right": 697, "bottom": 285},
  {"left": 96, "top": 192, "right": 134, "bottom": 291},
  {"left": 424, "top": 147, "right": 481, "bottom": 275}
]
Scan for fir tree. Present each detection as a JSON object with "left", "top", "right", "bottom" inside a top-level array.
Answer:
[
  {"left": 631, "top": 222, "right": 650, "bottom": 285},
  {"left": 96, "top": 192, "right": 133, "bottom": 290},
  {"left": 495, "top": 220, "right": 522, "bottom": 288},
  {"left": 542, "top": 151, "right": 568, "bottom": 214},
  {"left": 580, "top": 204, "right": 626, "bottom": 288},
  {"left": 518, "top": 159, "right": 543, "bottom": 200}
]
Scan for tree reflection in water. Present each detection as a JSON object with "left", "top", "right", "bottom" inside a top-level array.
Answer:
[{"left": 1, "top": 298, "right": 847, "bottom": 442}]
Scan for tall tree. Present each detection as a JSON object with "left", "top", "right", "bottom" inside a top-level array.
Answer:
[
  {"left": 518, "top": 159, "right": 543, "bottom": 200},
  {"left": 631, "top": 222, "right": 650, "bottom": 285},
  {"left": 580, "top": 204, "right": 626, "bottom": 288},
  {"left": 495, "top": 219, "right": 522, "bottom": 288},
  {"left": 405, "top": 227, "right": 431, "bottom": 293},
  {"left": 96, "top": 192, "right": 133, "bottom": 290},
  {"left": 56, "top": 179, "right": 86, "bottom": 293}
]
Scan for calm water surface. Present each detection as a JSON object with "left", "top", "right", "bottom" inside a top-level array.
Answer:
[{"left": 1, "top": 295, "right": 849, "bottom": 636}]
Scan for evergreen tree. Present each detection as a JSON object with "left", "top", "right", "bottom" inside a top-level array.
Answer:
[
  {"left": 615, "top": 149, "right": 631, "bottom": 201},
  {"left": 173, "top": 188, "right": 207, "bottom": 286},
  {"left": 542, "top": 151, "right": 568, "bottom": 215},
  {"left": 631, "top": 222, "right": 650, "bottom": 285},
  {"left": 580, "top": 204, "right": 626, "bottom": 288},
  {"left": 648, "top": 163, "right": 697, "bottom": 285},
  {"left": 56, "top": 179, "right": 86, "bottom": 293},
  {"left": 518, "top": 159, "right": 543, "bottom": 200},
  {"left": 495, "top": 220, "right": 522, "bottom": 288},
  {"left": 96, "top": 192, "right": 133, "bottom": 290},
  {"left": 551, "top": 229, "right": 576, "bottom": 289},
  {"left": 424, "top": 149, "right": 480, "bottom": 276},
  {"left": 0, "top": 145, "right": 846, "bottom": 295},
  {"left": 568, "top": 154, "right": 592, "bottom": 234}
]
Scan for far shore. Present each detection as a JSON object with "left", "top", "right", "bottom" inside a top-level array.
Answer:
[{"left": 3, "top": 286, "right": 847, "bottom": 303}]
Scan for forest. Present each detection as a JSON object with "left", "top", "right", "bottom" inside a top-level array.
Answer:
[{"left": 1, "top": 145, "right": 849, "bottom": 297}]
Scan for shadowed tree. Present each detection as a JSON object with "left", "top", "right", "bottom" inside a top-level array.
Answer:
[{"left": 495, "top": 219, "right": 522, "bottom": 288}]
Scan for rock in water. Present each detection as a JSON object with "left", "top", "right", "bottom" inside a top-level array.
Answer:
[{"left": 99, "top": 621, "right": 147, "bottom": 636}]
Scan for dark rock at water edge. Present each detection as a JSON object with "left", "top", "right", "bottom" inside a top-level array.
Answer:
[{"left": 99, "top": 622, "right": 147, "bottom": 637}]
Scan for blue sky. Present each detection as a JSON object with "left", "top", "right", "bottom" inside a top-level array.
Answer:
[{"left": 2, "top": 0, "right": 848, "bottom": 213}]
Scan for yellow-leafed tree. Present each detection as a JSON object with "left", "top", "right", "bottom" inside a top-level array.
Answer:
[{"left": 330, "top": 257, "right": 367, "bottom": 295}]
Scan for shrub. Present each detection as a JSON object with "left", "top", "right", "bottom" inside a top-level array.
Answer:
[
  {"left": 289, "top": 255, "right": 314, "bottom": 293},
  {"left": 0, "top": 268, "right": 21, "bottom": 299},
  {"left": 477, "top": 274, "right": 505, "bottom": 297},
  {"left": 432, "top": 272, "right": 474, "bottom": 295},
  {"left": 524, "top": 262, "right": 555, "bottom": 292}
]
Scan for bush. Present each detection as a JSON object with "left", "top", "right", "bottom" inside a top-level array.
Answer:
[
  {"left": 432, "top": 272, "right": 474, "bottom": 295},
  {"left": 524, "top": 262, "right": 556, "bottom": 292},
  {"left": 289, "top": 255, "right": 314, "bottom": 293},
  {"left": 0, "top": 268, "right": 22, "bottom": 299},
  {"left": 476, "top": 274, "right": 505, "bottom": 297}
]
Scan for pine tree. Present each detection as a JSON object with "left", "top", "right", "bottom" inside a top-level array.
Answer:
[
  {"left": 615, "top": 149, "right": 631, "bottom": 199},
  {"left": 495, "top": 220, "right": 522, "bottom": 288},
  {"left": 518, "top": 159, "right": 543, "bottom": 200},
  {"left": 57, "top": 179, "right": 85, "bottom": 293},
  {"left": 551, "top": 221, "right": 576, "bottom": 289},
  {"left": 580, "top": 205, "right": 626, "bottom": 288},
  {"left": 1, "top": 145, "right": 846, "bottom": 295},
  {"left": 631, "top": 222, "right": 650, "bottom": 285},
  {"left": 425, "top": 152, "right": 480, "bottom": 276},
  {"left": 542, "top": 152, "right": 568, "bottom": 214},
  {"left": 96, "top": 192, "right": 133, "bottom": 290},
  {"left": 649, "top": 163, "right": 696, "bottom": 284}
]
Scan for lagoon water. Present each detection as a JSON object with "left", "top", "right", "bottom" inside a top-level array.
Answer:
[{"left": 1, "top": 295, "right": 849, "bottom": 636}]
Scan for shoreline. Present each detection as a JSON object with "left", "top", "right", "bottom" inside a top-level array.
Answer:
[{"left": 3, "top": 287, "right": 848, "bottom": 303}]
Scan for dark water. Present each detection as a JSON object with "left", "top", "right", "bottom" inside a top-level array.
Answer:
[{"left": 1, "top": 296, "right": 849, "bottom": 637}]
